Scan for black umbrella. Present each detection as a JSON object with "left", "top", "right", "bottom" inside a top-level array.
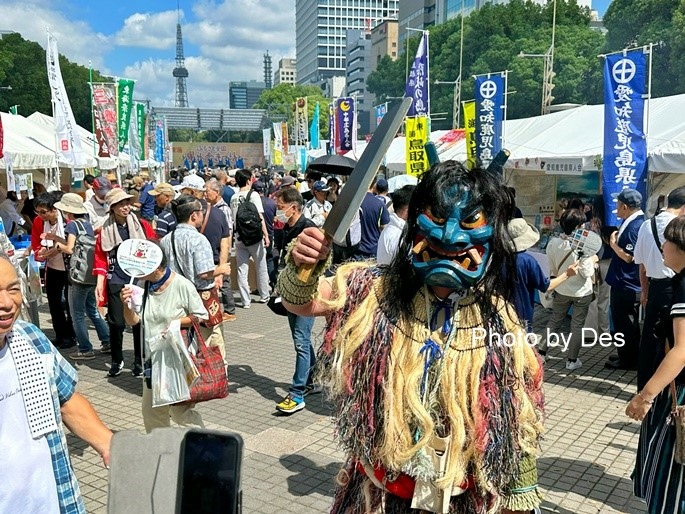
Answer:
[{"left": 307, "top": 154, "right": 358, "bottom": 176}]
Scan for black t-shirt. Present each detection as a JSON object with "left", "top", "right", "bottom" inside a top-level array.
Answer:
[
  {"left": 669, "top": 272, "right": 685, "bottom": 384},
  {"left": 261, "top": 196, "right": 276, "bottom": 240},
  {"left": 282, "top": 214, "right": 316, "bottom": 251},
  {"left": 201, "top": 202, "right": 229, "bottom": 264}
]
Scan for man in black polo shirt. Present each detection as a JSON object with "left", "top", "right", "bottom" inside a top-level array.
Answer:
[{"left": 605, "top": 189, "right": 645, "bottom": 370}]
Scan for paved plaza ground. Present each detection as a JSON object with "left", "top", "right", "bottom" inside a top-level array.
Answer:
[{"left": 44, "top": 297, "right": 649, "bottom": 513}]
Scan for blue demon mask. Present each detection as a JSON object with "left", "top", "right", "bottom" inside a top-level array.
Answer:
[{"left": 411, "top": 184, "right": 494, "bottom": 291}]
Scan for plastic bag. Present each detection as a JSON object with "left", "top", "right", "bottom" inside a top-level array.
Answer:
[
  {"left": 167, "top": 319, "right": 200, "bottom": 389},
  {"left": 27, "top": 252, "right": 42, "bottom": 304},
  {"left": 149, "top": 328, "right": 191, "bottom": 408}
]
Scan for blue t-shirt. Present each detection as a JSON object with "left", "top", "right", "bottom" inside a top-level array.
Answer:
[
  {"left": 606, "top": 214, "right": 644, "bottom": 292},
  {"left": 261, "top": 195, "right": 276, "bottom": 240},
  {"left": 65, "top": 218, "right": 94, "bottom": 238},
  {"left": 201, "top": 202, "right": 229, "bottom": 264},
  {"left": 222, "top": 186, "right": 235, "bottom": 206},
  {"left": 357, "top": 192, "right": 390, "bottom": 256},
  {"left": 512, "top": 251, "right": 550, "bottom": 332},
  {"left": 138, "top": 183, "right": 156, "bottom": 220}
]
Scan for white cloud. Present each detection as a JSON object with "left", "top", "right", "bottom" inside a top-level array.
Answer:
[{"left": 0, "top": 0, "right": 297, "bottom": 108}]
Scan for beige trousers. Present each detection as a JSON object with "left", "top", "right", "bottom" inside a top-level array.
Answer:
[{"left": 141, "top": 383, "right": 205, "bottom": 434}]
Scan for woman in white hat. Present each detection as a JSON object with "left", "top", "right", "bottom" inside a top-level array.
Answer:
[
  {"left": 53, "top": 193, "right": 110, "bottom": 361},
  {"left": 507, "top": 218, "right": 577, "bottom": 334}
]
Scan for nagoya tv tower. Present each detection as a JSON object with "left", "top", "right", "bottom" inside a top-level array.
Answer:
[{"left": 173, "top": 1, "right": 189, "bottom": 107}]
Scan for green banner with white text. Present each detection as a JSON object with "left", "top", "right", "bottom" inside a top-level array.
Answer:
[{"left": 117, "top": 79, "right": 135, "bottom": 152}]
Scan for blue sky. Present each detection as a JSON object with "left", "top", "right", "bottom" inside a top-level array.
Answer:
[
  {"left": 2, "top": 0, "right": 612, "bottom": 108},
  {"left": 2, "top": 0, "right": 296, "bottom": 107}
]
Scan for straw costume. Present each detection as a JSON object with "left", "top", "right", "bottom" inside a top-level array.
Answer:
[{"left": 278, "top": 161, "right": 545, "bottom": 514}]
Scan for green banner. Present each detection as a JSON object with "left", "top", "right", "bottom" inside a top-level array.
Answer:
[
  {"left": 117, "top": 78, "right": 135, "bottom": 151},
  {"left": 136, "top": 103, "right": 146, "bottom": 160}
]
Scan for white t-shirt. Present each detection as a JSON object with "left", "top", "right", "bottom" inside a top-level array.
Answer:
[
  {"left": 142, "top": 274, "right": 208, "bottom": 356},
  {"left": 229, "top": 189, "right": 264, "bottom": 242},
  {"left": 0, "top": 343, "right": 59, "bottom": 513},
  {"left": 376, "top": 212, "right": 405, "bottom": 265},
  {"left": 634, "top": 211, "right": 676, "bottom": 279}
]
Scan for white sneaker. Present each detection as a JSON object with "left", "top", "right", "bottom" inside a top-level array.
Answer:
[{"left": 565, "top": 358, "right": 582, "bottom": 371}]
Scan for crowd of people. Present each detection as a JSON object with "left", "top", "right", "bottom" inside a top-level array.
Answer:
[{"left": 6, "top": 156, "right": 685, "bottom": 513}]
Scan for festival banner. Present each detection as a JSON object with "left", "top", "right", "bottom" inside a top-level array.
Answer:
[
  {"left": 155, "top": 118, "right": 165, "bottom": 163},
  {"left": 309, "top": 102, "right": 320, "bottom": 150},
  {"left": 117, "top": 79, "right": 135, "bottom": 151},
  {"left": 272, "top": 149, "right": 283, "bottom": 166},
  {"left": 462, "top": 100, "right": 477, "bottom": 162},
  {"left": 328, "top": 102, "right": 335, "bottom": 154},
  {"left": 405, "top": 32, "right": 429, "bottom": 117},
  {"left": 335, "top": 97, "right": 355, "bottom": 155},
  {"left": 273, "top": 122, "right": 283, "bottom": 152},
  {"left": 375, "top": 103, "right": 388, "bottom": 128},
  {"left": 602, "top": 49, "right": 648, "bottom": 226},
  {"left": 295, "top": 97, "right": 308, "bottom": 146},
  {"left": 474, "top": 73, "right": 506, "bottom": 165},
  {"left": 92, "top": 82, "right": 118, "bottom": 157},
  {"left": 263, "top": 128, "right": 271, "bottom": 157},
  {"left": 136, "top": 103, "right": 146, "bottom": 160},
  {"left": 46, "top": 31, "right": 86, "bottom": 167},
  {"left": 128, "top": 101, "right": 140, "bottom": 173},
  {"left": 405, "top": 116, "right": 430, "bottom": 177},
  {"left": 0, "top": 114, "right": 3, "bottom": 159},
  {"left": 281, "top": 122, "right": 289, "bottom": 154}
]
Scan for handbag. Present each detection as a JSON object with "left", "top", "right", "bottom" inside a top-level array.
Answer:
[
  {"left": 182, "top": 317, "right": 229, "bottom": 403},
  {"left": 267, "top": 295, "right": 289, "bottom": 316},
  {"left": 171, "top": 230, "right": 224, "bottom": 327},
  {"left": 670, "top": 380, "right": 685, "bottom": 465}
]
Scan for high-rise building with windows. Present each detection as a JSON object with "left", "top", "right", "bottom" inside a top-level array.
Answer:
[
  {"left": 274, "top": 58, "right": 297, "bottom": 86},
  {"left": 295, "top": 0, "right": 399, "bottom": 85},
  {"left": 229, "top": 80, "right": 265, "bottom": 109},
  {"left": 345, "top": 30, "right": 372, "bottom": 136}
]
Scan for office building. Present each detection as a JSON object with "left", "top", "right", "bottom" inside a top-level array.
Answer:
[
  {"left": 274, "top": 58, "right": 297, "bottom": 86},
  {"left": 228, "top": 80, "right": 266, "bottom": 109},
  {"left": 345, "top": 30, "right": 372, "bottom": 136},
  {"left": 398, "top": 0, "right": 435, "bottom": 47},
  {"left": 295, "top": 0, "right": 399, "bottom": 85}
]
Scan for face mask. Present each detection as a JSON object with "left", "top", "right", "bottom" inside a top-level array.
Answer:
[{"left": 276, "top": 208, "right": 290, "bottom": 223}]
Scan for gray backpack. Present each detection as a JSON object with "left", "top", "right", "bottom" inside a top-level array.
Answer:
[{"left": 68, "top": 220, "right": 97, "bottom": 285}]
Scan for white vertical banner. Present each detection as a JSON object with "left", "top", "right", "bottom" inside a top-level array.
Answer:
[
  {"left": 5, "top": 153, "right": 16, "bottom": 193},
  {"left": 129, "top": 104, "right": 141, "bottom": 173},
  {"left": 263, "top": 128, "right": 271, "bottom": 157},
  {"left": 273, "top": 122, "right": 283, "bottom": 152},
  {"left": 46, "top": 30, "right": 85, "bottom": 168}
]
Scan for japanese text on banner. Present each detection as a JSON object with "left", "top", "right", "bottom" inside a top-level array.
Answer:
[
  {"left": 92, "top": 83, "right": 118, "bottom": 157},
  {"left": 405, "top": 116, "right": 429, "bottom": 177},
  {"left": 117, "top": 79, "right": 135, "bottom": 151},
  {"left": 404, "top": 32, "right": 429, "bottom": 117},
  {"left": 335, "top": 97, "right": 355, "bottom": 155},
  {"left": 462, "top": 100, "right": 477, "bottom": 162},
  {"left": 474, "top": 74, "right": 505, "bottom": 166},
  {"left": 602, "top": 49, "right": 647, "bottom": 226}
]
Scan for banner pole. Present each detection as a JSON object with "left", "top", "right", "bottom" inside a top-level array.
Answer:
[
  {"left": 644, "top": 43, "right": 653, "bottom": 137},
  {"left": 89, "top": 62, "right": 97, "bottom": 160},
  {"left": 502, "top": 70, "right": 509, "bottom": 151}
]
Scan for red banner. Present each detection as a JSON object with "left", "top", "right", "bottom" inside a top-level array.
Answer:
[{"left": 92, "top": 83, "right": 118, "bottom": 157}]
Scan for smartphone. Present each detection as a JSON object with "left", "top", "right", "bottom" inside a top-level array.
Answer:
[{"left": 177, "top": 430, "right": 243, "bottom": 514}]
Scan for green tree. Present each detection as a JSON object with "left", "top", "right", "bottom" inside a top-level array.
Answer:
[
  {"left": 0, "top": 33, "right": 110, "bottom": 129},
  {"left": 253, "top": 83, "right": 330, "bottom": 138}
]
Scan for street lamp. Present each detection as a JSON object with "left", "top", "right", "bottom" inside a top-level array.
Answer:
[
  {"left": 434, "top": 79, "right": 460, "bottom": 129},
  {"left": 0, "top": 85, "right": 11, "bottom": 92}
]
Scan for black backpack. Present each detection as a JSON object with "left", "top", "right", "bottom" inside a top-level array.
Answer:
[
  {"left": 68, "top": 220, "right": 97, "bottom": 285},
  {"left": 235, "top": 191, "right": 263, "bottom": 246}
]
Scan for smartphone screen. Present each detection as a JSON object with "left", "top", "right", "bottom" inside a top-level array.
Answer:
[{"left": 178, "top": 431, "right": 242, "bottom": 514}]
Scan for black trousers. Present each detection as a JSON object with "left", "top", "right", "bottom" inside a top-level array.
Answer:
[
  {"left": 45, "top": 267, "right": 75, "bottom": 343},
  {"left": 611, "top": 287, "right": 641, "bottom": 367},
  {"left": 106, "top": 282, "right": 142, "bottom": 366},
  {"left": 220, "top": 272, "right": 236, "bottom": 315},
  {"left": 637, "top": 279, "right": 672, "bottom": 389}
]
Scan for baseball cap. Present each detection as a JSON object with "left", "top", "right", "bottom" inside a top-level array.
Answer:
[
  {"left": 279, "top": 176, "right": 296, "bottom": 188},
  {"left": 251, "top": 181, "right": 266, "bottom": 193},
  {"left": 615, "top": 188, "right": 642, "bottom": 208},
  {"left": 148, "top": 183, "right": 176, "bottom": 196},
  {"left": 312, "top": 180, "right": 330, "bottom": 192},
  {"left": 376, "top": 178, "right": 389, "bottom": 192},
  {"left": 180, "top": 174, "right": 206, "bottom": 191},
  {"left": 92, "top": 176, "right": 113, "bottom": 198}
]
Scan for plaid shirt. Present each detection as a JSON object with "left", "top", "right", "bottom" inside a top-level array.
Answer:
[{"left": 11, "top": 320, "right": 84, "bottom": 514}]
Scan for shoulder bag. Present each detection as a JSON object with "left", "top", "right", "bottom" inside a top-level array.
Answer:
[{"left": 182, "top": 316, "right": 229, "bottom": 403}]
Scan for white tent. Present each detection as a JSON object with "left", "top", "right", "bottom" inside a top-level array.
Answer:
[{"left": 0, "top": 112, "right": 57, "bottom": 170}]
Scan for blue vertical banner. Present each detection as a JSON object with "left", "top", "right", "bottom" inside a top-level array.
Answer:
[
  {"left": 309, "top": 102, "right": 320, "bottom": 150},
  {"left": 375, "top": 103, "right": 387, "bottom": 128},
  {"left": 602, "top": 49, "right": 648, "bottom": 227},
  {"left": 335, "top": 97, "right": 355, "bottom": 155},
  {"left": 155, "top": 119, "right": 164, "bottom": 163},
  {"left": 404, "top": 32, "right": 429, "bottom": 117},
  {"left": 474, "top": 73, "right": 506, "bottom": 165}
]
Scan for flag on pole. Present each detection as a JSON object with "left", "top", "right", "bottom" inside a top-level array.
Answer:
[
  {"left": 155, "top": 119, "right": 164, "bottom": 163},
  {"left": 405, "top": 32, "right": 429, "bottom": 117},
  {"left": 602, "top": 48, "right": 649, "bottom": 226},
  {"left": 405, "top": 116, "right": 429, "bottom": 177},
  {"left": 281, "top": 122, "right": 289, "bottom": 154},
  {"left": 295, "top": 97, "right": 309, "bottom": 146},
  {"left": 46, "top": 31, "right": 87, "bottom": 167},
  {"left": 273, "top": 122, "right": 283, "bottom": 152},
  {"left": 136, "top": 103, "right": 145, "bottom": 160},
  {"left": 263, "top": 128, "right": 271, "bottom": 157},
  {"left": 462, "top": 100, "right": 477, "bottom": 162},
  {"left": 128, "top": 101, "right": 141, "bottom": 173},
  {"left": 335, "top": 97, "right": 355, "bottom": 155},
  {"left": 328, "top": 102, "right": 335, "bottom": 155},
  {"left": 117, "top": 79, "right": 135, "bottom": 151},
  {"left": 92, "top": 83, "right": 118, "bottom": 157},
  {"left": 309, "top": 102, "right": 320, "bottom": 150},
  {"left": 474, "top": 72, "right": 506, "bottom": 166}
]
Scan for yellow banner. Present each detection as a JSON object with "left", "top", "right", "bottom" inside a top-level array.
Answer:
[
  {"left": 463, "top": 100, "right": 477, "bottom": 167},
  {"left": 272, "top": 148, "right": 283, "bottom": 165},
  {"left": 405, "top": 115, "right": 429, "bottom": 177}
]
